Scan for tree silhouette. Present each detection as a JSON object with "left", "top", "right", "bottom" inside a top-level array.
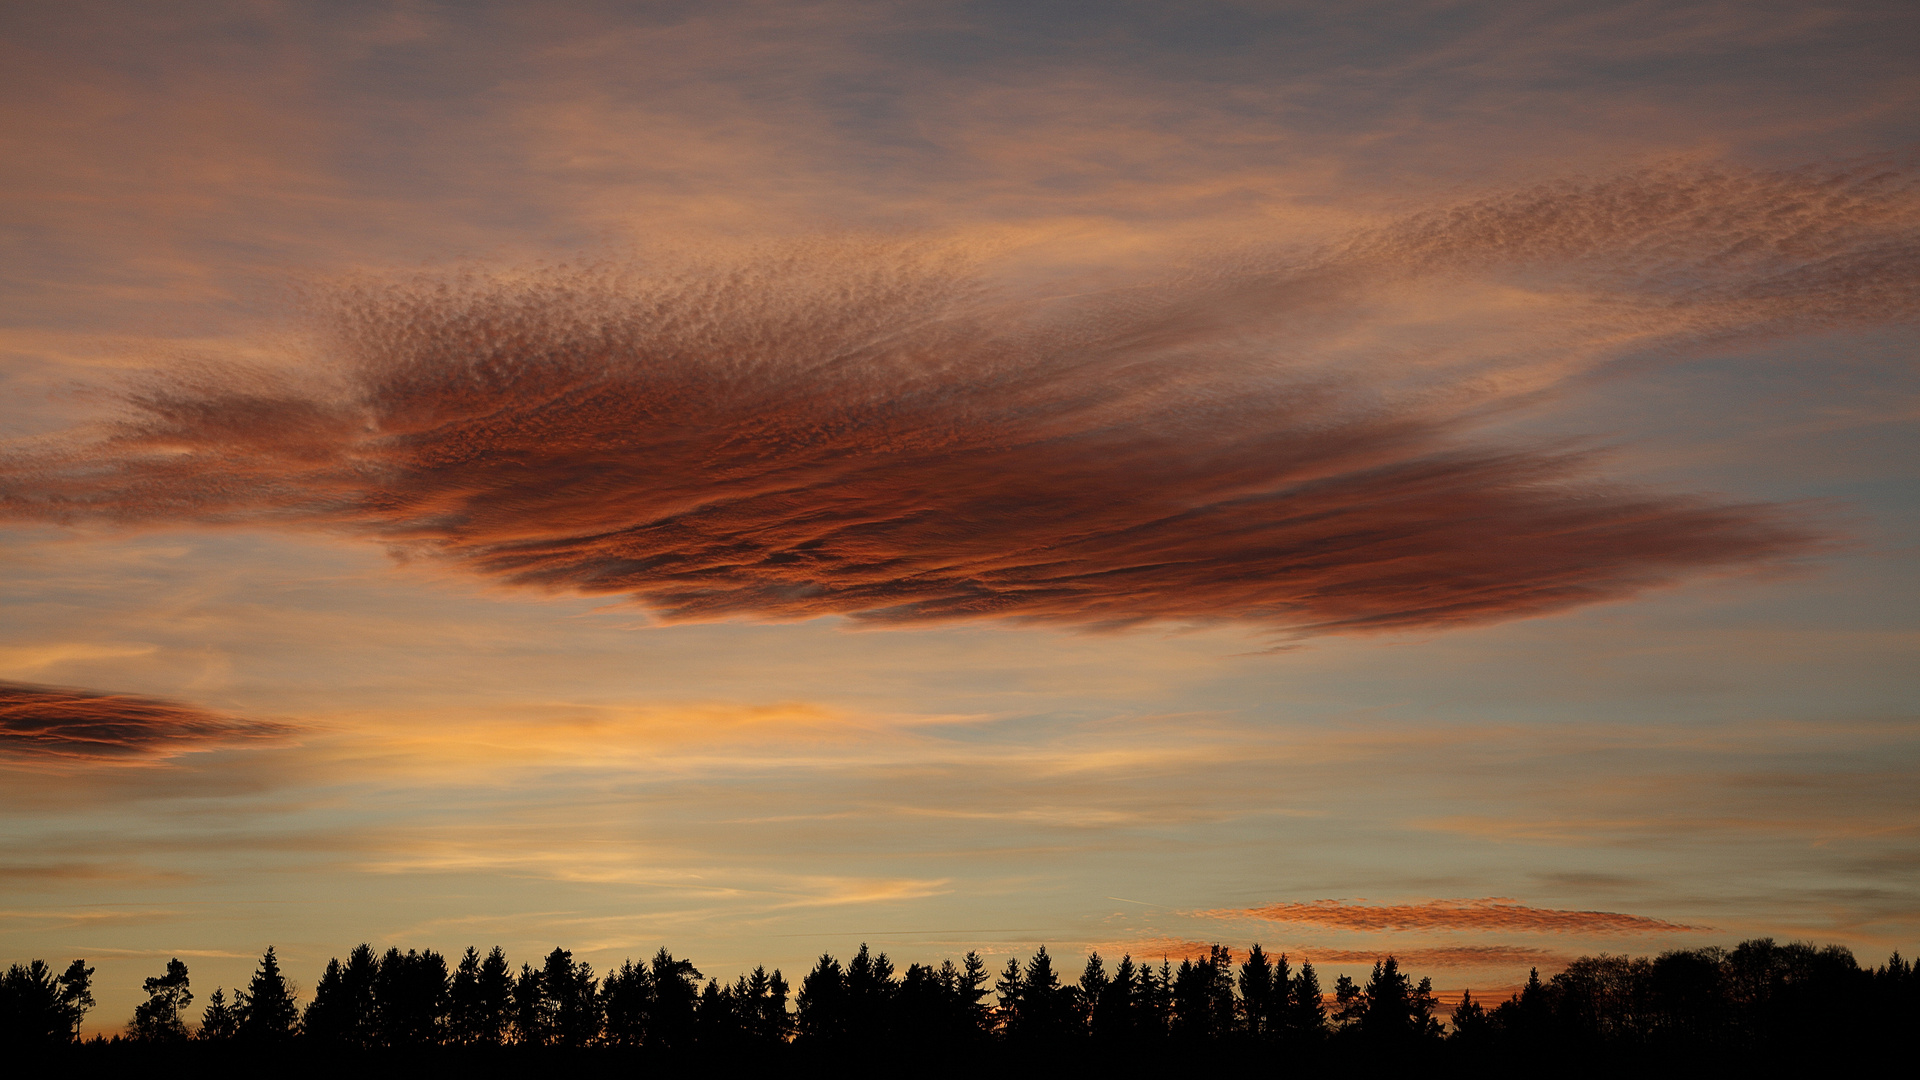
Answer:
[
  {"left": 1092, "top": 955, "right": 1136, "bottom": 1045},
  {"left": 796, "top": 952, "right": 848, "bottom": 1045},
  {"left": 741, "top": 965, "right": 791, "bottom": 1045},
  {"left": 843, "top": 943, "right": 897, "bottom": 1042},
  {"left": 648, "top": 948, "right": 702, "bottom": 1050},
  {"left": 235, "top": 947, "right": 299, "bottom": 1043},
  {"left": 198, "top": 987, "right": 238, "bottom": 1042},
  {"left": 1449, "top": 988, "right": 1490, "bottom": 1047},
  {"left": 303, "top": 944, "right": 378, "bottom": 1048},
  {"left": 1076, "top": 951, "right": 1108, "bottom": 1038},
  {"left": 0, "top": 958, "right": 93, "bottom": 1046},
  {"left": 474, "top": 946, "right": 513, "bottom": 1045},
  {"left": 540, "top": 947, "right": 600, "bottom": 1048},
  {"left": 600, "top": 956, "right": 654, "bottom": 1049},
  {"left": 441, "top": 941, "right": 487, "bottom": 1045},
  {"left": 1237, "top": 944, "right": 1276, "bottom": 1041},
  {"left": 129, "top": 958, "right": 193, "bottom": 1042},
  {"left": 511, "top": 961, "right": 547, "bottom": 1046},
  {"left": 6, "top": 932, "right": 1917, "bottom": 1063},
  {"left": 376, "top": 947, "right": 452, "bottom": 1046},
  {"left": 1290, "top": 960, "right": 1326, "bottom": 1042},
  {"left": 959, "top": 951, "right": 993, "bottom": 1038},
  {"left": 1334, "top": 956, "right": 1441, "bottom": 1052}
]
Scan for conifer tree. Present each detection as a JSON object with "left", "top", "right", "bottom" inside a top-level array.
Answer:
[
  {"left": 1238, "top": 944, "right": 1275, "bottom": 1039},
  {"left": 1450, "top": 988, "right": 1489, "bottom": 1043},
  {"left": 235, "top": 946, "right": 299, "bottom": 1042},
  {"left": 1094, "top": 955, "right": 1137, "bottom": 1044},
  {"left": 1077, "top": 952, "right": 1108, "bottom": 1037},
  {"left": 540, "top": 947, "right": 599, "bottom": 1048},
  {"left": 994, "top": 955, "right": 1025, "bottom": 1039},
  {"left": 512, "top": 962, "right": 549, "bottom": 1046},
  {"left": 375, "top": 947, "right": 451, "bottom": 1046},
  {"left": 1291, "top": 961, "right": 1326, "bottom": 1040},
  {"left": 959, "top": 951, "right": 992, "bottom": 1038},
  {"left": 796, "top": 952, "right": 847, "bottom": 1044},
  {"left": 198, "top": 987, "right": 238, "bottom": 1042},
  {"left": 599, "top": 956, "right": 654, "bottom": 1048},
  {"left": 475, "top": 946, "right": 513, "bottom": 1045},
  {"left": 448, "top": 947, "right": 483, "bottom": 1045}
]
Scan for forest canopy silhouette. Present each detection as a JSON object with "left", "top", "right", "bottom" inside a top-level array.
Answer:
[{"left": 5, "top": 934, "right": 1915, "bottom": 1070}]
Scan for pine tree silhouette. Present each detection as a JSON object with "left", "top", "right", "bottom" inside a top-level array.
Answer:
[{"left": 129, "top": 958, "right": 192, "bottom": 1042}]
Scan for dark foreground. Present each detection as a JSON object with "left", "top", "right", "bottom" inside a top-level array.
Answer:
[{"left": 7, "top": 935, "right": 1916, "bottom": 1075}]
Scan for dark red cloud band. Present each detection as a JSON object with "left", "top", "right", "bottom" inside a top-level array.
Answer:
[
  {"left": 1218, "top": 899, "right": 1698, "bottom": 935},
  {"left": 0, "top": 680, "right": 291, "bottom": 762},
  {"left": 5, "top": 162, "right": 1905, "bottom": 633}
]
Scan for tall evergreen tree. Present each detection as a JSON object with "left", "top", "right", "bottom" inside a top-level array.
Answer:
[
  {"left": 511, "top": 962, "right": 549, "bottom": 1046},
  {"left": 742, "top": 965, "right": 790, "bottom": 1044},
  {"left": 1450, "top": 988, "right": 1490, "bottom": 1045},
  {"left": 474, "top": 946, "right": 513, "bottom": 1045},
  {"left": 235, "top": 947, "right": 298, "bottom": 1043},
  {"left": 303, "top": 943, "right": 379, "bottom": 1048},
  {"left": 1290, "top": 961, "right": 1326, "bottom": 1041},
  {"left": 448, "top": 947, "right": 484, "bottom": 1045},
  {"left": 1238, "top": 944, "right": 1276, "bottom": 1040},
  {"left": 1077, "top": 952, "right": 1109, "bottom": 1038},
  {"left": 129, "top": 958, "right": 193, "bottom": 1042},
  {"left": 599, "top": 957, "right": 654, "bottom": 1048},
  {"left": 994, "top": 955, "right": 1026, "bottom": 1040},
  {"left": 844, "top": 943, "right": 898, "bottom": 1040},
  {"left": 696, "top": 978, "right": 738, "bottom": 1047},
  {"left": 375, "top": 947, "right": 451, "bottom": 1046},
  {"left": 796, "top": 952, "right": 847, "bottom": 1045},
  {"left": 1016, "top": 946, "right": 1076, "bottom": 1045},
  {"left": 1337, "top": 957, "right": 1440, "bottom": 1048},
  {"left": 541, "top": 947, "right": 600, "bottom": 1048},
  {"left": 1093, "top": 955, "right": 1138, "bottom": 1044},
  {"left": 959, "top": 951, "right": 993, "bottom": 1038},
  {"left": 198, "top": 987, "right": 238, "bottom": 1042}
]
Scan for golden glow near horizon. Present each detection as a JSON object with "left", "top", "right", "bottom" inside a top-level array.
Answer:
[{"left": 2, "top": 1, "right": 1916, "bottom": 1033}]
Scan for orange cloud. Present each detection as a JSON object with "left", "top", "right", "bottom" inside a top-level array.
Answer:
[
  {"left": 1087, "top": 938, "right": 1218, "bottom": 963},
  {"left": 1296, "top": 945, "right": 1570, "bottom": 970},
  {"left": 1214, "top": 898, "right": 1699, "bottom": 935},
  {"left": 0, "top": 679, "right": 291, "bottom": 763},
  {"left": 9, "top": 160, "right": 1911, "bottom": 635}
]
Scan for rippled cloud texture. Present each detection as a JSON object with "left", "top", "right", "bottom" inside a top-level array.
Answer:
[
  {"left": 8, "top": 161, "right": 1910, "bottom": 633},
  {"left": 0, "top": 679, "right": 289, "bottom": 763},
  {"left": 1219, "top": 898, "right": 1699, "bottom": 935}
]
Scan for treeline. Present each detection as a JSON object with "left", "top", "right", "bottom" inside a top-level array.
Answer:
[{"left": 5, "top": 937, "right": 1917, "bottom": 1067}]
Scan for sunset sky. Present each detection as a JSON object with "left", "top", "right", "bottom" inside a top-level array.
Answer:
[{"left": 2, "top": 1, "right": 1917, "bottom": 1032}]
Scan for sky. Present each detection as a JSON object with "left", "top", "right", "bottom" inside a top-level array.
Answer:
[{"left": 2, "top": 0, "right": 1917, "bottom": 1032}]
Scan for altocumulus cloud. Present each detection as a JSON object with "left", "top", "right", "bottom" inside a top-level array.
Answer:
[
  {"left": 4, "top": 160, "right": 1911, "bottom": 634},
  {"left": 1216, "top": 899, "right": 1700, "bottom": 935},
  {"left": 0, "top": 680, "right": 292, "bottom": 763}
]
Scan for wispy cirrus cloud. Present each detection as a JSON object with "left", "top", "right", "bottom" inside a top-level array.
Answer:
[
  {"left": 0, "top": 679, "right": 292, "bottom": 763},
  {"left": 5, "top": 160, "right": 1911, "bottom": 634},
  {"left": 1214, "top": 898, "right": 1700, "bottom": 935}
]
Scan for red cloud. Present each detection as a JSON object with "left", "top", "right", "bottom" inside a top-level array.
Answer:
[
  {"left": 1214, "top": 898, "right": 1699, "bottom": 935},
  {"left": 3, "top": 161, "right": 1901, "bottom": 634},
  {"left": 1298, "top": 945, "right": 1569, "bottom": 969},
  {"left": 0, "top": 680, "right": 291, "bottom": 763}
]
